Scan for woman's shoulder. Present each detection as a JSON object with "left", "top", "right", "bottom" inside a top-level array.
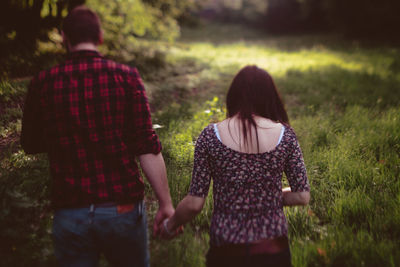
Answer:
[
  {"left": 197, "top": 124, "right": 217, "bottom": 142},
  {"left": 201, "top": 124, "right": 215, "bottom": 135},
  {"left": 281, "top": 125, "right": 304, "bottom": 153},
  {"left": 281, "top": 124, "right": 299, "bottom": 144},
  {"left": 283, "top": 124, "right": 296, "bottom": 136},
  {"left": 194, "top": 124, "right": 218, "bottom": 151}
]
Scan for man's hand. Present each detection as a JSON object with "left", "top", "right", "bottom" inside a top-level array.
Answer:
[
  {"left": 159, "top": 218, "right": 184, "bottom": 240},
  {"left": 153, "top": 204, "right": 175, "bottom": 237},
  {"left": 138, "top": 153, "right": 175, "bottom": 237}
]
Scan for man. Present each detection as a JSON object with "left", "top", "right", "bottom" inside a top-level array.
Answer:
[{"left": 21, "top": 6, "right": 174, "bottom": 267}]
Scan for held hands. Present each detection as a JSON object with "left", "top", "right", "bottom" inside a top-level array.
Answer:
[
  {"left": 153, "top": 195, "right": 204, "bottom": 239},
  {"left": 153, "top": 205, "right": 183, "bottom": 240},
  {"left": 159, "top": 218, "right": 184, "bottom": 240},
  {"left": 153, "top": 204, "right": 174, "bottom": 237}
]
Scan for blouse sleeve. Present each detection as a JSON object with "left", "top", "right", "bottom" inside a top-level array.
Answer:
[
  {"left": 188, "top": 128, "right": 212, "bottom": 198},
  {"left": 284, "top": 132, "right": 310, "bottom": 192}
]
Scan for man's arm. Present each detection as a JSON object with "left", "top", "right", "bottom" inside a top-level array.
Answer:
[
  {"left": 127, "top": 68, "right": 174, "bottom": 234},
  {"left": 138, "top": 153, "right": 174, "bottom": 235},
  {"left": 20, "top": 78, "right": 46, "bottom": 154}
]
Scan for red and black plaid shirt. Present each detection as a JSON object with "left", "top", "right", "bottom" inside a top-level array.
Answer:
[{"left": 21, "top": 50, "right": 162, "bottom": 209}]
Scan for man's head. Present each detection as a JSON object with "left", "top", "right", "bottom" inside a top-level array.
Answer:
[{"left": 62, "top": 6, "right": 102, "bottom": 49}]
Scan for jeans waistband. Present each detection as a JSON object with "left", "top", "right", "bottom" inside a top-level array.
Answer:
[
  {"left": 91, "top": 202, "right": 119, "bottom": 208},
  {"left": 88, "top": 200, "right": 143, "bottom": 215}
]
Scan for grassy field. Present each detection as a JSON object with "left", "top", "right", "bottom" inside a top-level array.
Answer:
[{"left": 1, "top": 22, "right": 400, "bottom": 266}]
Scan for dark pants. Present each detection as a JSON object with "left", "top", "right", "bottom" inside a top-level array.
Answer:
[
  {"left": 206, "top": 246, "right": 292, "bottom": 267},
  {"left": 52, "top": 201, "right": 149, "bottom": 267}
]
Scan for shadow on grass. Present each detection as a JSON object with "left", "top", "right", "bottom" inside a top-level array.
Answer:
[
  {"left": 276, "top": 65, "right": 400, "bottom": 117},
  {"left": 180, "top": 22, "right": 400, "bottom": 55}
]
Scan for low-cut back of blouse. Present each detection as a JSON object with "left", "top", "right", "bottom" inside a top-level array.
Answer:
[{"left": 189, "top": 124, "right": 309, "bottom": 247}]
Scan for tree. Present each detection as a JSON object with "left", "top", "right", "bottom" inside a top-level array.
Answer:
[
  {"left": 0, "top": 0, "right": 195, "bottom": 52},
  {"left": 265, "top": 0, "right": 301, "bottom": 33},
  {"left": 324, "top": 0, "right": 400, "bottom": 39},
  {"left": 0, "top": 0, "right": 84, "bottom": 47},
  {"left": 0, "top": 0, "right": 197, "bottom": 78}
]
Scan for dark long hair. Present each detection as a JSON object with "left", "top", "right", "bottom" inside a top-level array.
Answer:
[{"left": 226, "top": 65, "right": 289, "bottom": 152}]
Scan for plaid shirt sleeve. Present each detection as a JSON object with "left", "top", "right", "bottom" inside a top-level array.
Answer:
[
  {"left": 125, "top": 68, "right": 162, "bottom": 155},
  {"left": 21, "top": 76, "right": 46, "bottom": 154}
]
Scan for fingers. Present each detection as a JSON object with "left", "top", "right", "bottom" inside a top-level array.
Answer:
[
  {"left": 153, "top": 209, "right": 169, "bottom": 238},
  {"left": 153, "top": 211, "right": 165, "bottom": 237},
  {"left": 158, "top": 219, "right": 184, "bottom": 240},
  {"left": 152, "top": 207, "right": 183, "bottom": 240}
]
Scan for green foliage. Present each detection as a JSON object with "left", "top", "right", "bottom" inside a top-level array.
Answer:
[
  {"left": 291, "top": 227, "right": 399, "bottom": 267},
  {"left": 148, "top": 23, "right": 400, "bottom": 266},
  {"left": 215, "top": 0, "right": 268, "bottom": 23},
  {"left": 85, "top": 0, "right": 197, "bottom": 57},
  {"left": 0, "top": 0, "right": 197, "bottom": 78},
  {"left": 158, "top": 96, "right": 225, "bottom": 199},
  {"left": 143, "top": 0, "right": 196, "bottom": 19},
  {"left": 0, "top": 81, "right": 26, "bottom": 145},
  {"left": 0, "top": 81, "right": 27, "bottom": 110},
  {"left": 1, "top": 23, "right": 400, "bottom": 266},
  {"left": 149, "top": 97, "right": 224, "bottom": 267},
  {"left": 151, "top": 227, "right": 208, "bottom": 267},
  {"left": 87, "top": 0, "right": 178, "bottom": 51},
  {"left": 0, "top": 152, "right": 54, "bottom": 266}
]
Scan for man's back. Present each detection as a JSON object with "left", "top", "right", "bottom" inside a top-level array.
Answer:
[
  {"left": 21, "top": 7, "right": 174, "bottom": 266},
  {"left": 22, "top": 50, "right": 161, "bottom": 209}
]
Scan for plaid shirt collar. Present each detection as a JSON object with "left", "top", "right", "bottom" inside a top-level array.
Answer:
[{"left": 66, "top": 50, "right": 104, "bottom": 60}]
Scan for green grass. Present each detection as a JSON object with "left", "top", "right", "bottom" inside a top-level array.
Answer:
[
  {"left": 0, "top": 22, "right": 399, "bottom": 266},
  {"left": 149, "top": 23, "right": 400, "bottom": 267}
]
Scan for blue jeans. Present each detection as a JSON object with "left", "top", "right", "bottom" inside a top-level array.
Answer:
[{"left": 52, "top": 201, "right": 149, "bottom": 267}]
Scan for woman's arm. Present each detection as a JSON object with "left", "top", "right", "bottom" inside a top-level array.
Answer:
[
  {"left": 282, "top": 187, "right": 310, "bottom": 206},
  {"left": 283, "top": 130, "right": 310, "bottom": 205},
  {"left": 159, "top": 127, "right": 210, "bottom": 238},
  {"left": 163, "top": 195, "right": 206, "bottom": 235}
]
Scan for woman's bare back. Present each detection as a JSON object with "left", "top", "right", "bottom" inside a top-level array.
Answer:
[{"left": 216, "top": 115, "right": 284, "bottom": 154}]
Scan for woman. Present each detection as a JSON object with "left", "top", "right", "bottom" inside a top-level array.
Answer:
[{"left": 160, "top": 65, "right": 310, "bottom": 267}]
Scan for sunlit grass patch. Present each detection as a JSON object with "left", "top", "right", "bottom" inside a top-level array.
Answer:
[
  {"left": 173, "top": 42, "right": 362, "bottom": 75},
  {"left": 175, "top": 24, "right": 397, "bottom": 80}
]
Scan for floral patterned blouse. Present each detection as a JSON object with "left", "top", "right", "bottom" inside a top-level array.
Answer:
[{"left": 189, "top": 124, "right": 310, "bottom": 247}]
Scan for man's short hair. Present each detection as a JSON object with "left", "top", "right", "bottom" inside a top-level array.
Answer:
[{"left": 62, "top": 6, "right": 101, "bottom": 46}]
